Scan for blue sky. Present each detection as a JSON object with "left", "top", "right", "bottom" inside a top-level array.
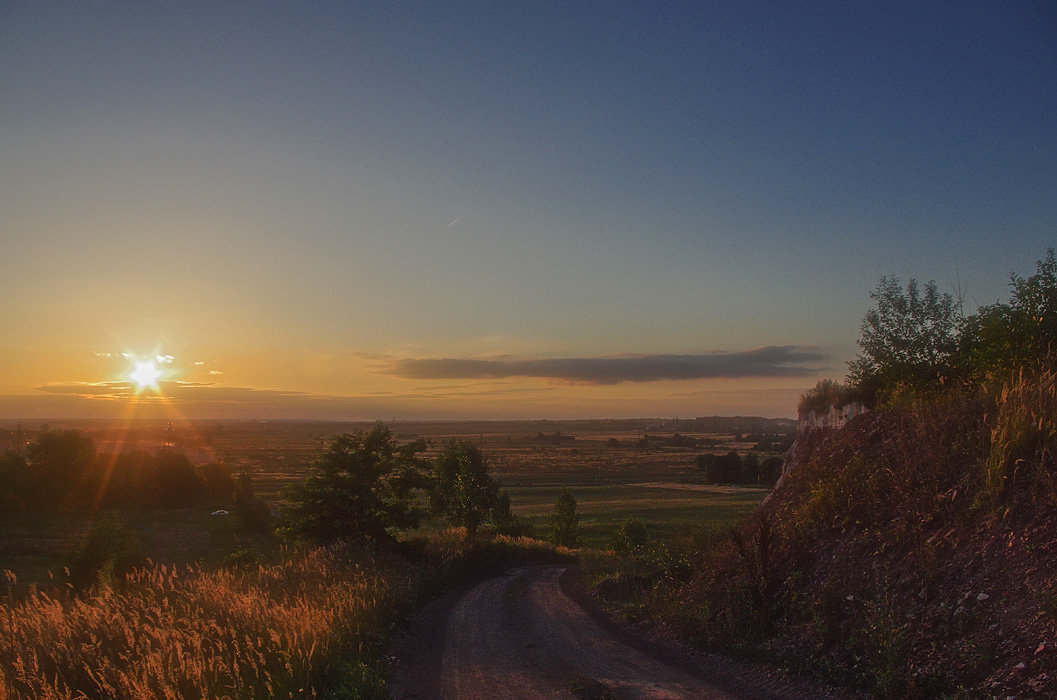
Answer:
[{"left": 1, "top": 1, "right": 1055, "bottom": 419}]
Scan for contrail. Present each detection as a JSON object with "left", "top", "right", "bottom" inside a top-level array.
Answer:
[{"left": 445, "top": 214, "right": 464, "bottom": 229}]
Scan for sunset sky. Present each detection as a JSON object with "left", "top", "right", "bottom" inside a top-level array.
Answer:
[{"left": 2, "top": 2, "right": 1055, "bottom": 420}]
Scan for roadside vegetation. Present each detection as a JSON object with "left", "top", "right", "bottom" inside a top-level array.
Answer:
[
  {"left": 0, "top": 421, "right": 576, "bottom": 697},
  {"left": 584, "top": 249, "right": 1057, "bottom": 697}
]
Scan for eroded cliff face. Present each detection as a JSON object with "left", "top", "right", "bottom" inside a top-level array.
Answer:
[
  {"left": 766, "top": 402, "right": 867, "bottom": 498},
  {"left": 797, "top": 402, "right": 866, "bottom": 433}
]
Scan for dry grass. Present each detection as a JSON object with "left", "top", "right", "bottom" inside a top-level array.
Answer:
[
  {"left": 0, "top": 530, "right": 574, "bottom": 699},
  {"left": 984, "top": 368, "right": 1057, "bottom": 503},
  {"left": 0, "top": 544, "right": 408, "bottom": 698}
]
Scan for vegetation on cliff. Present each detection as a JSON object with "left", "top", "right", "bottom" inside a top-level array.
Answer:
[{"left": 587, "top": 250, "right": 1057, "bottom": 697}]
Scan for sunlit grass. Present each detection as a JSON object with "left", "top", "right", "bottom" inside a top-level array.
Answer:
[{"left": 0, "top": 545, "right": 408, "bottom": 698}]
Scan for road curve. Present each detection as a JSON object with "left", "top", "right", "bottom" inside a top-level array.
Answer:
[{"left": 392, "top": 565, "right": 754, "bottom": 699}]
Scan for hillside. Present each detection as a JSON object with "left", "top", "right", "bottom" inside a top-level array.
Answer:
[{"left": 587, "top": 374, "right": 1057, "bottom": 696}]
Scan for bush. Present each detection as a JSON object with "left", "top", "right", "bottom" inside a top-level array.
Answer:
[
  {"left": 68, "top": 512, "right": 147, "bottom": 588},
  {"left": 797, "top": 378, "right": 857, "bottom": 417},
  {"left": 610, "top": 519, "right": 649, "bottom": 555}
]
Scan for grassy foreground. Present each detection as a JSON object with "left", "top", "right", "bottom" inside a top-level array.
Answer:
[{"left": 0, "top": 531, "right": 572, "bottom": 698}]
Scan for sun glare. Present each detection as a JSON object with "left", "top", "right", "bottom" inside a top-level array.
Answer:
[{"left": 130, "top": 360, "right": 162, "bottom": 390}]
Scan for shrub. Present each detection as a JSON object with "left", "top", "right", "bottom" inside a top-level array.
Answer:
[
  {"left": 797, "top": 378, "right": 856, "bottom": 417},
  {"left": 610, "top": 519, "right": 649, "bottom": 555},
  {"left": 67, "top": 512, "right": 147, "bottom": 588}
]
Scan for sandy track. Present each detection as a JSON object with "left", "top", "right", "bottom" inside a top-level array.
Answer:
[
  {"left": 389, "top": 565, "right": 858, "bottom": 698},
  {"left": 391, "top": 565, "right": 854, "bottom": 699},
  {"left": 441, "top": 566, "right": 736, "bottom": 699}
]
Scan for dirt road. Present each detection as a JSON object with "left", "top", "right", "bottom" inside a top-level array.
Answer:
[{"left": 389, "top": 566, "right": 852, "bottom": 699}]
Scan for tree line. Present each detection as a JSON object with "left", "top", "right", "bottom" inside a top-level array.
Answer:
[
  {"left": 826, "top": 248, "right": 1057, "bottom": 407},
  {"left": 696, "top": 450, "right": 783, "bottom": 486},
  {"left": 0, "top": 429, "right": 271, "bottom": 531}
]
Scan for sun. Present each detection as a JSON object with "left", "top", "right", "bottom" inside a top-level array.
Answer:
[{"left": 130, "top": 360, "right": 162, "bottom": 390}]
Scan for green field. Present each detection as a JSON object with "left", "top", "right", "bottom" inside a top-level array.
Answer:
[{"left": 507, "top": 482, "right": 768, "bottom": 548}]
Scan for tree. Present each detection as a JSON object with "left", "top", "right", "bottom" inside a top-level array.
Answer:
[
  {"left": 148, "top": 449, "right": 205, "bottom": 507},
  {"left": 0, "top": 451, "right": 28, "bottom": 515},
  {"left": 740, "top": 453, "right": 760, "bottom": 484},
  {"left": 698, "top": 450, "right": 742, "bottom": 484},
  {"left": 284, "top": 424, "right": 423, "bottom": 546},
  {"left": 548, "top": 488, "right": 579, "bottom": 547},
  {"left": 234, "top": 472, "right": 272, "bottom": 534},
  {"left": 759, "top": 456, "right": 784, "bottom": 485},
  {"left": 195, "top": 462, "right": 237, "bottom": 503},
  {"left": 848, "top": 277, "right": 963, "bottom": 403},
  {"left": 25, "top": 430, "right": 95, "bottom": 509},
  {"left": 961, "top": 248, "right": 1057, "bottom": 374},
  {"left": 430, "top": 440, "right": 505, "bottom": 536}
]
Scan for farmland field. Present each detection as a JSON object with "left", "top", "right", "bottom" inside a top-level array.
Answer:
[{"left": 0, "top": 418, "right": 789, "bottom": 582}]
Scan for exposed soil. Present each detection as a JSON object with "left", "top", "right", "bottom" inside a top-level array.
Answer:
[{"left": 388, "top": 566, "right": 857, "bottom": 699}]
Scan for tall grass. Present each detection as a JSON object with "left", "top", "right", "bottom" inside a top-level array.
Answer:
[
  {"left": 984, "top": 368, "right": 1057, "bottom": 503},
  {"left": 0, "top": 544, "right": 408, "bottom": 698},
  {"left": 0, "top": 530, "right": 573, "bottom": 699}
]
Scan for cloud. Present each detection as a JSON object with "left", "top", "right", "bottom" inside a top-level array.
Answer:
[
  {"left": 38, "top": 381, "right": 134, "bottom": 397},
  {"left": 382, "top": 346, "right": 827, "bottom": 384}
]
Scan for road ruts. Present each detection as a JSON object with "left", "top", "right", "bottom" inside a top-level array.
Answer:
[{"left": 438, "top": 566, "right": 738, "bottom": 699}]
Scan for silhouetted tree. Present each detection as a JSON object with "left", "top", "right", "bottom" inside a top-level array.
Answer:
[
  {"left": 195, "top": 462, "right": 237, "bottom": 503},
  {"left": 149, "top": 449, "right": 205, "bottom": 507},
  {"left": 285, "top": 423, "right": 423, "bottom": 546},
  {"left": 848, "top": 277, "right": 963, "bottom": 403},
  {"left": 234, "top": 472, "right": 272, "bottom": 534},
  {"left": 0, "top": 450, "right": 28, "bottom": 514},
  {"left": 548, "top": 488, "right": 579, "bottom": 547},
  {"left": 960, "top": 248, "right": 1057, "bottom": 375},
  {"left": 698, "top": 450, "right": 742, "bottom": 484},
  {"left": 25, "top": 430, "right": 95, "bottom": 509},
  {"left": 759, "top": 456, "right": 784, "bottom": 485}
]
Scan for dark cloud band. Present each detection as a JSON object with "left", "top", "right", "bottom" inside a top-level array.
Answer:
[{"left": 383, "top": 346, "right": 826, "bottom": 384}]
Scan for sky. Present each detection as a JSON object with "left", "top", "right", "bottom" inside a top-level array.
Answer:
[{"left": 1, "top": 1, "right": 1055, "bottom": 421}]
